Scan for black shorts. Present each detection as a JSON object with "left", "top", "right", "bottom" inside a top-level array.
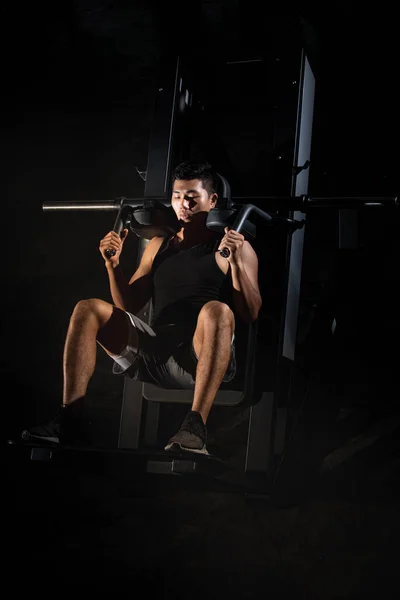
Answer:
[{"left": 110, "top": 312, "right": 236, "bottom": 390}]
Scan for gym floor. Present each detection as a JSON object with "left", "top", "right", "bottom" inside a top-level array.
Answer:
[{"left": 5, "top": 341, "right": 400, "bottom": 598}]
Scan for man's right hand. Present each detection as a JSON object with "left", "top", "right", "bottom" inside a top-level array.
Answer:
[{"left": 99, "top": 228, "right": 129, "bottom": 266}]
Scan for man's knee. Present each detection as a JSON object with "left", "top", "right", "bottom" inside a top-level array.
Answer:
[
  {"left": 198, "top": 301, "right": 235, "bottom": 330},
  {"left": 74, "top": 299, "right": 133, "bottom": 355},
  {"left": 71, "top": 298, "right": 114, "bottom": 328}
]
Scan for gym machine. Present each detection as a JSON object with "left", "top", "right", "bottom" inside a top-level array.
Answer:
[{"left": 29, "top": 49, "right": 399, "bottom": 497}]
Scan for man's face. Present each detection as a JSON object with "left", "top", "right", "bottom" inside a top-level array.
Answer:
[{"left": 171, "top": 178, "right": 217, "bottom": 223}]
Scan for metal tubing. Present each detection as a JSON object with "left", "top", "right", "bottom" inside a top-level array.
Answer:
[
  {"left": 220, "top": 204, "right": 273, "bottom": 258},
  {"left": 42, "top": 195, "right": 398, "bottom": 213}
]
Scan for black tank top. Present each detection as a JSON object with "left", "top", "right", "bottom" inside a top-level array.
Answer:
[{"left": 150, "top": 233, "right": 233, "bottom": 328}]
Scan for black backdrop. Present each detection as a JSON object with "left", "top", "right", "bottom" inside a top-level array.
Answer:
[{"left": 3, "top": 2, "right": 399, "bottom": 444}]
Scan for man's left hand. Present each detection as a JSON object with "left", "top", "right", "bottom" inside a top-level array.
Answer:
[{"left": 218, "top": 227, "right": 245, "bottom": 265}]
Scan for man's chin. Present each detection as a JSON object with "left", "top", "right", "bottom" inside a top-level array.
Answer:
[{"left": 178, "top": 212, "right": 207, "bottom": 224}]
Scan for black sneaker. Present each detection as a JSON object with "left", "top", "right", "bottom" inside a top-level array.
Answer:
[
  {"left": 21, "top": 400, "right": 88, "bottom": 447},
  {"left": 164, "top": 410, "right": 209, "bottom": 455},
  {"left": 21, "top": 414, "right": 60, "bottom": 444}
]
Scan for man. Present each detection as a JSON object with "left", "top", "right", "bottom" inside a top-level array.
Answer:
[{"left": 22, "top": 160, "right": 262, "bottom": 454}]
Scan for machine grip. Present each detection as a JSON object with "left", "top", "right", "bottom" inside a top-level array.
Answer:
[
  {"left": 105, "top": 204, "right": 126, "bottom": 258},
  {"left": 219, "top": 204, "right": 274, "bottom": 257},
  {"left": 220, "top": 247, "right": 231, "bottom": 259},
  {"left": 105, "top": 225, "right": 123, "bottom": 258},
  {"left": 105, "top": 247, "right": 116, "bottom": 259}
]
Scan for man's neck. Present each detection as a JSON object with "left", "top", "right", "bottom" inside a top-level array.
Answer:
[{"left": 175, "top": 224, "right": 215, "bottom": 247}]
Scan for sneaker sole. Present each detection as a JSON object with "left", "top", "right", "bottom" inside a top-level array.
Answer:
[
  {"left": 21, "top": 430, "right": 60, "bottom": 444},
  {"left": 164, "top": 441, "right": 209, "bottom": 455}
]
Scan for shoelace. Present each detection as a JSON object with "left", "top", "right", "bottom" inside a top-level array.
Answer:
[{"left": 181, "top": 414, "right": 206, "bottom": 440}]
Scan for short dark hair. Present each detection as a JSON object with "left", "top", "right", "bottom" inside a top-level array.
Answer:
[{"left": 171, "top": 160, "right": 217, "bottom": 196}]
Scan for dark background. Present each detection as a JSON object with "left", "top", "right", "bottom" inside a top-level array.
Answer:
[{"left": 3, "top": 1, "right": 400, "bottom": 596}]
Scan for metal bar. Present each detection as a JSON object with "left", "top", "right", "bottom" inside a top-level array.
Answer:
[
  {"left": 305, "top": 196, "right": 398, "bottom": 207},
  {"left": 144, "top": 56, "right": 181, "bottom": 197},
  {"left": 270, "top": 50, "right": 314, "bottom": 489},
  {"left": 42, "top": 195, "right": 398, "bottom": 212},
  {"left": 232, "top": 204, "right": 273, "bottom": 231},
  {"left": 42, "top": 199, "right": 145, "bottom": 211}
]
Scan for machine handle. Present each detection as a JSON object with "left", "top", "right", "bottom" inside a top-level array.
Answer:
[
  {"left": 220, "top": 247, "right": 231, "bottom": 259},
  {"left": 105, "top": 199, "right": 126, "bottom": 258},
  {"left": 219, "top": 204, "right": 273, "bottom": 258}
]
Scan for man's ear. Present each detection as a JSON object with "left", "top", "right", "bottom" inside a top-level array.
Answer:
[{"left": 211, "top": 193, "right": 218, "bottom": 208}]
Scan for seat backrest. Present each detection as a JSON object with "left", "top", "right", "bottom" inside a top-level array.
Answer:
[{"left": 215, "top": 172, "right": 233, "bottom": 209}]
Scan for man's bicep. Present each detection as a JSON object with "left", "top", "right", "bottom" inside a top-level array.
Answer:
[{"left": 242, "top": 241, "right": 261, "bottom": 295}]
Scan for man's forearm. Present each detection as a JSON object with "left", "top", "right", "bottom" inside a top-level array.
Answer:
[
  {"left": 106, "top": 264, "right": 133, "bottom": 311},
  {"left": 230, "top": 261, "right": 262, "bottom": 323}
]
